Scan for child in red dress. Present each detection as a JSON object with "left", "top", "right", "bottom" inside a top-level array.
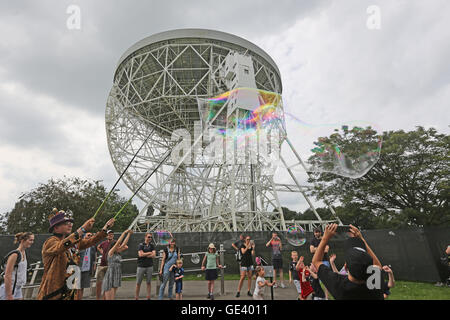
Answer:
[{"left": 296, "top": 256, "right": 314, "bottom": 300}]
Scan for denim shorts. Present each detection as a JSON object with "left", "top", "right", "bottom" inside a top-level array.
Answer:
[
  {"left": 240, "top": 266, "right": 254, "bottom": 272},
  {"left": 175, "top": 281, "right": 183, "bottom": 293}
]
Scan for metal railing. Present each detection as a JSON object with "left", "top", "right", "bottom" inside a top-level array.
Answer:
[{"left": 21, "top": 245, "right": 227, "bottom": 299}]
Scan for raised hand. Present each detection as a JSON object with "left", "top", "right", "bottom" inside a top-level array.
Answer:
[
  {"left": 349, "top": 224, "right": 363, "bottom": 239},
  {"left": 382, "top": 265, "right": 393, "bottom": 273},
  {"left": 103, "top": 218, "right": 115, "bottom": 230},
  {"left": 330, "top": 253, "right": 337, "bottom": 263},
  {"left": 323, "top": 224, "right": 338, "bottom": 240},
  {"left": 82, "top": 218, "right": 95, "bottom": 231}
]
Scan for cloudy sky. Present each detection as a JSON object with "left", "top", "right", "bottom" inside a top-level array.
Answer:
[{"left": 0, "top": 0, "right": 449, "bottom": 217}]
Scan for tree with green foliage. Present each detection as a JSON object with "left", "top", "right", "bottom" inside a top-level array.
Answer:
[
  {"left": 2, "top": 177, "right": 139, "bottom": 234},
  {"left": 307, "top": 126, "right": 450, "bottom": 228},
  {"left": 279, "top": 206, "right": 299, "bottom": 220},
  {"left": 0, "top": 214, "right": 7, "bottom": 234},
  {"left": 299, "top": 207, "right": 334, "bottom": 221}
]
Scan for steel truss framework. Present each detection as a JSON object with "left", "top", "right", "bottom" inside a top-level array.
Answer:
[{"left": 106, "top": 33, "right": 342, "bottom": 233}]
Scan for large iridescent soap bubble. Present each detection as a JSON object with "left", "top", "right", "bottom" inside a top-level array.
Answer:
[
  {"left": 286, "top": 225, "right": 307, "bottom": 247},
  {"left": 197, "top": 87, "right": 382, "bottom": 179},
  {"left": 307, "top": 126, "right": 381, "bottom": 179},
  {"left": 282, "top": 113, "right": 383, "bottom": 179},
  {"left": 198, "top": 87, "right": 284, "bottom": 130},
  {"left": 197, "top": 87, "right": 284, "bottom": 175},
  {"left": 155, "top": 230, "right": 173, "bottom": 246}
]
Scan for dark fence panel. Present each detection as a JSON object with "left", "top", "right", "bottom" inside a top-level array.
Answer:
[
  {"left": 362, "top": 228, "right": 441, "bottom": 283},
  {"left": 1, "top": 227, "right": 448, "bottom": 283},
  {"left": 423, "top": 227, "right": 450, "bottom": 283}
]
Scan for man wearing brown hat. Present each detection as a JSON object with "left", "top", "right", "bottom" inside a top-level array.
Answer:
[{"left": 37, "top": 209, "right": 115, "bottom": 300}]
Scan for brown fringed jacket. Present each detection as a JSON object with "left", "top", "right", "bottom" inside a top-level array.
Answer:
[{"left": 37, "top": 230, "right": 107, "bottom": 300}]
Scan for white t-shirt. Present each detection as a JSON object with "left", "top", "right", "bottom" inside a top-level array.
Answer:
[
  {"left": 0, "top": 252, "right": 27, "bottom": 300},
  {"left": 253, "top": 276, "right": 266, "bottom": 297}
]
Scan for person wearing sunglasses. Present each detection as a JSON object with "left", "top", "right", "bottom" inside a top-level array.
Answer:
[
  {"left": 158, "top": 238, "right": 181, "bottom": 300},
  {"left": 135, "top": 232, "right": 156, "bottom": 300},
  {"left": 236, "top": 236, "right": 255, "bottom": 298}
]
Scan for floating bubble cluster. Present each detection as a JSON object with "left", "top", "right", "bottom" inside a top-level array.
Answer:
[
  {"left": 306, "top": 125, "right": 381, "bottom": 179},
  {"left": 191, "top": 253, "right": 200, "bottom": 264},
  {"left": 286, "top": 225, "right": 307, "bottom": 247},
  {"left": 196, "top": 87, "right": 382, "bottom": 179},
  {"left": 155, "top": 230, "right": 173, "bottom": 246},
  {"left": 279, "top": 111, "right": 383, "bottom": 178}
]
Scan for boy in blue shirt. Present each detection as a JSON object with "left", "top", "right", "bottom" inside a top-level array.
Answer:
[{"left": 170, "top": 259, "right": 184, "bottom": 300}]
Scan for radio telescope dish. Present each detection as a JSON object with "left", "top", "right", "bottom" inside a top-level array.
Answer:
[{"left": 106, "top": 29, "right": 341, "bottom": 232}]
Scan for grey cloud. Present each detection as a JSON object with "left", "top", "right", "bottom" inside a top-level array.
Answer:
[
  {"left": 0, "top": 0, "right": 328, "bottom": 118},
  {"left": 0, "top": 94, "right": 101, "bottom": 169},
  {"left": 0, "top": 100, "right": 68, "bottom": 150},
  {"left": 1, "top": 0, "right": 449, "bottom": 215}
]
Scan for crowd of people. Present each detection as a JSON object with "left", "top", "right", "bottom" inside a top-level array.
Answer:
[
  {"left": 0, "top": 208, "right": 225, "bottom": 300},
  {"left": 1, "top": 208, "right": 448, "bottom": 300},
  {"left": 231, "top": 226, "right": 403, "bottom": 300}
]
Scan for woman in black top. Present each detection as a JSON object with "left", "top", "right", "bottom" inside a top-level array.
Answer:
[{"left": 236, "top": 236, "right": 255, "bottom": 297}]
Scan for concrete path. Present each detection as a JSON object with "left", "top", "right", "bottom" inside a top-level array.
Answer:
[{"left": 82, "top": 280, "right": 300, "bottom": 300}]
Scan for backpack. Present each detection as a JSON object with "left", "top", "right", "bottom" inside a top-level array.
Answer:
[
  {"left": 0, "top": 250, "right": 22, "bottom": 294},
  {"left": 234, "top": 241, "right": 243, "bottom": 262},
  {"left": 163, "top": 247, "right": 182, "bottom": 264},
  {"left": 235, "top": 250, "right": 242, "bottom": 262}
]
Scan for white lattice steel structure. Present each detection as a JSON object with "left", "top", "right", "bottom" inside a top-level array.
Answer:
[{"left": 105, "top": 29, "right": 341, "bottom": 232}]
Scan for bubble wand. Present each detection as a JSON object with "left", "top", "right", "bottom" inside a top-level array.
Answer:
[
  {"left": 112, "top": 141, "right": 178, "bottom": 220},
  {"left": 92, "top": 128, "right": 155, "bottom": 219}
]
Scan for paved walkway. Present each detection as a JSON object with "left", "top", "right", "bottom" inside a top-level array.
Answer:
[{"left": 81, "top": 280, "right": 299, "bottom": 300}]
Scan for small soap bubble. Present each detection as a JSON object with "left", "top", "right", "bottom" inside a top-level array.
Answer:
[
  {"left": 155, "top": 230, "right": 172, "bottom": 245},
  {"left": 286, "top": 225, "right": 307, "bottom": 247},
  {"left": 191, "top": 253, "right": 200, "bottom": 264}
]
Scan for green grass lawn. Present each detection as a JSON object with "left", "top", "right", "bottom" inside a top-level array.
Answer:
[
  {"left": 124, "top": 275, "right": 450, "bottom": 299},
  {"left": 387, "top": 281, "right": 450, "bottom": 300},
  {"left": 321, "top": 281, "right": 450, "bottom": 300}
]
